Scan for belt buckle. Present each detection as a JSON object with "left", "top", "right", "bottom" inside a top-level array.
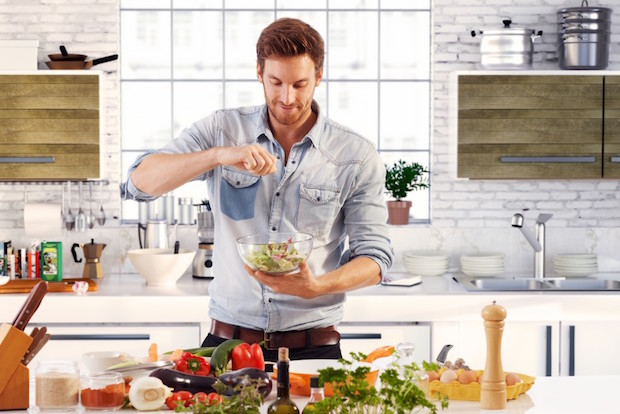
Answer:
[{"left": 263, "top": 331, "right": 273, "bottom": 350}]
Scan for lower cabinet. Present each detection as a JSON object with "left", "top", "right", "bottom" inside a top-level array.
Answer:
[
  {"left": 560, "top": 321, "right": 620, "bottom": 376},
  {"left": 337, "top": 322, "right": 431, "bottom": 364},
  {"left": 30, "top": 323, "right": 202, "bottom": 371},
  {"left": 452, "top": 321, "right": 560, "bottom": 377}
]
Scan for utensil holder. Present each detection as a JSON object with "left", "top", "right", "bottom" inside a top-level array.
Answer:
[{"left": 0, "top": 323, "right": 33, "bottom": 410}]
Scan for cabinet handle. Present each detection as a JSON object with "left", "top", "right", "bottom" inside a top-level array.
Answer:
[
  {"left": 0, "top": 156, "right": 55, "bottom": 163},
  {"left": 340, "top": 333, "right": 382, "bottom": 340},
  {"left": 569, "top": 325, "right": 575, "bottom": 376},
  {"left": 545, "top": 325, "right": 552, "bottom": 377},
  {"left": 500, "top": 156, "right": 596, "bottom": 163},
  {"left": 50, "top": 334, "right": 150, "bottom": 341},
  {"left": 610, "top": 157, "right": 620, "bottom": 163}
]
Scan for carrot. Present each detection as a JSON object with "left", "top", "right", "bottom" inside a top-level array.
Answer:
[
  {"left": 169, "top": 348, "right": 183, "bottom": 361},
  {"left": 362, "top": 345, "right": 395, "bottom": 363},
  {"left": 148, "top": 343, "right": 158, "bottom": 362}
]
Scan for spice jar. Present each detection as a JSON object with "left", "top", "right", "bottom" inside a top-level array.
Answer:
[
  {"left": 36, "top": 360, "right": 80, "bottom": 410},
  {"left": 80, "top": 371, "right": 125, "bottom": 411}
]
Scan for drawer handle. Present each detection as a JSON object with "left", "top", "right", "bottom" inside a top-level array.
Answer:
[
  {"left": 0, "top": 156, "right": 55, "bottom": 164},
  {"left": 340, "top": 333, "right": 382, "bottom": 340},
  {"left": 500, "top": 156, "right": 595, "bottom": 163},
  {"left": 50, "top": 334, "right": 150, "bottom": 340},
  {"left": 610, "top": 157, "right": 620, "bottom": 163}
]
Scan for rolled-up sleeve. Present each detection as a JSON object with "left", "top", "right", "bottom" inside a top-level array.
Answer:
[
  {"left": 119, "top": 114, "right": 217, "bottom": 202},
  {"left": 344, "top": 148, "right": 394, "bottom": 278}
]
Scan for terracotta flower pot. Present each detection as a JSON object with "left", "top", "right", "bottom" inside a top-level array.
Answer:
[{"left": 386, "top": 200, "right": 412, "bottom": 225}]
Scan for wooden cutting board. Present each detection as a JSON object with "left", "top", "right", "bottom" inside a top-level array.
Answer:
[{"left": 0, "top": 278, "right": 97, "bottom": 294}]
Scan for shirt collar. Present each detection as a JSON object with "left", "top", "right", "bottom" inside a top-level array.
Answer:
[{"left": 257, "top": 100, "right": 325, "bottom": 148}]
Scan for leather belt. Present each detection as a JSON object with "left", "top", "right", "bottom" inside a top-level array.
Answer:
[{"left": 210, "top": 320, "right": 340, "bottom": 350}]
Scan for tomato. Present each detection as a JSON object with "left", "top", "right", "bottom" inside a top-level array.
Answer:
[
  {"left": 192, "top": 392, "right": 208, "bottom": 405},
  {"left": 165, "top": 391, "right": 193, "bottom": 409},
  {"left": 207, "top": 392, "right": 223, "bottom": 405}
]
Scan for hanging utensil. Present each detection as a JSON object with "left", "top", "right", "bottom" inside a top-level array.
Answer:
[
  {"left": 12, "top": 280, "right": 48, "bottom": 331},
  {"left": 76, "top": 182, "right": 87, "bottom": 232},
  {"left": 97, "top": 180, "right": 106, "bottom": 226},
  {"left": 65, "top": 181, "right": 75, "bottom": 231},
  {"left": 88, "top": 182, "right": 96, "bottom": 229}
]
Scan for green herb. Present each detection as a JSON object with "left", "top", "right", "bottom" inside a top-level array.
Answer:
[
  {"left": 174, "top": 379, "right": 265, "bottom": 414},
  {"left": 306, "top": 353, "right": 448, "bottom": 414},
  {"left": 385, "top": 160, "right": 429, "bottom": 201}
]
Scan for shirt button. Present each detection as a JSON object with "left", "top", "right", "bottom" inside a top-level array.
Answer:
[
  {"left": 268, "top": 298, "right": 272, "bottom": 302},
  {"left": 276, "top": 155, "right": 281, "bottom": 160},
  {"left": 275, "top": 192, "right": 280, "bottom": 197},
  {"left": 292, "top": 160, "right": 296, "bottom": 164},
  {"left": 271, "top": 227, "right": 277, "bottom": 231}
]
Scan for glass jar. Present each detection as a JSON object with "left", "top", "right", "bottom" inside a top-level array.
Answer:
[
  {"left": 80, "top": 372, "right": 125, "bottom": 411},
  {"left": 36, "top": 360, "right": 80, "bottom": 411}
]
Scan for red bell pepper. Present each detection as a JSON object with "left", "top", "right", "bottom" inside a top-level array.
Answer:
[
  {"left": 231, "top": 343, "right": 265, "bottom": 371},
  {"left": 175, "top": 351, "right": 211, "bottom": 376}
]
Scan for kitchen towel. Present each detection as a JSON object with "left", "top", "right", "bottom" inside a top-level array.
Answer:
[{"left": 24, "top": 203, "right": 62, "bottom": 239}]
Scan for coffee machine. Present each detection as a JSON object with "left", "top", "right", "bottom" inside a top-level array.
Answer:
[
  {"left": 192, "top": 201, "right": 214, "bottom": 279},
  {"left": 71, "top": 239, "right": 106, "bottom": 279}
]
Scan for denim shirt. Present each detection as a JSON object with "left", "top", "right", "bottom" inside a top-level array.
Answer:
[{"left": 121, "top": 101, "right": 394, "bottom": 332}]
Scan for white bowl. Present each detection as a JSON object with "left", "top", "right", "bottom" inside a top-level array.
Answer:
[
  {"left": 82, "top": 351, "right": 131, "bottom": 372},
  {"left": 127, "top": 248, "right": 195, "bottom": 286}
]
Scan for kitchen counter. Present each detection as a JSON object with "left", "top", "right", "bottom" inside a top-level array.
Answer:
[
  {"left": 2, "top": 271, "right": 620, "bottom": 325},
  {"left": 21, "top": 375, "right": 617, "bottom": 413}
]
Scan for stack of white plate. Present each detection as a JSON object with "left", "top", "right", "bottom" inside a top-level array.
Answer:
[
  {"left": 553, "top": 254, "right": 597, "bottom": 277},
  {"left": 461, "top": 253, "right": 505, "bottom": 277},
  {"left": 403, "top": 250, "right": 450, "bottom": 276}
]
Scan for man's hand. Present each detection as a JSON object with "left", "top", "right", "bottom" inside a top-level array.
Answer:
[
  {"left": 244, "top": 262, "right": 319, "bottom": 299},
  {"left": 217, "top": 144, "right": 277, "bottom": 176}
]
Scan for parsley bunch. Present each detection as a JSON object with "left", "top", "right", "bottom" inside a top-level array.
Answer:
[{"left": 306, "top": 353, "right": 448, "bottom": 414}]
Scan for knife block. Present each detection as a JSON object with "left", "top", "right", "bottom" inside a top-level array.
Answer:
[{"left": 0, "top": 323, "right": 33, "bottom": 410}]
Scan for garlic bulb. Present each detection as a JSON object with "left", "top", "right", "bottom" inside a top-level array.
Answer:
[{"left": 128, "top": 377, "right": 172, "bottom": 411}]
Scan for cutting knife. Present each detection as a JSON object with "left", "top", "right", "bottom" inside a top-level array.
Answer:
[
  {"left": 22, "top": 326, "right": 46, "bottom": 364},
  {"left": 11, "top": 280, "right": 48, "bottom": 330},
  {"left": 22, "top": 332, "right": 51, "bottom": 366}
]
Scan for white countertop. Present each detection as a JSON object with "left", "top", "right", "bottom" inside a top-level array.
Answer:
[
  {"left": 2, "top": 272, "right": 620, "bottom": 325},
  {"left": 22, "top": 375, "right": 617, "bottom": 414}
]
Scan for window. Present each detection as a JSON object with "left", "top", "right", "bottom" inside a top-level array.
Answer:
[{"left": 120, "top": 0, "right": 431, "bottom": 222}]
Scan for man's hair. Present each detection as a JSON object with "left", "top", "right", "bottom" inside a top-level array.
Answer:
[{"left": 256, "top": 18, "right": 324, "bottom": 74}]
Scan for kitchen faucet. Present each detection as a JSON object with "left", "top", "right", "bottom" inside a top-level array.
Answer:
[{"left": 511, "top": 213, "right": 553, "bottom": 280}]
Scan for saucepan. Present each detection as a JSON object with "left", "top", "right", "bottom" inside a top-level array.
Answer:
[
  {"left": 46, "top": 54, "right": 118, "bottom": 70},
  {"left": 48, "top": 45, "right": 88, "bottom": 62},
  {"left": 273, "top": 359, "right": 379, "bottom": 397}
]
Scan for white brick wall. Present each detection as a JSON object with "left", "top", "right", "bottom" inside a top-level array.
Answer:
[
  {"left": 0, "top": 0, "right": 120, "bottom": 229},
  {"left": 1, "top": 2, "right": 620, "bottom": 272}
]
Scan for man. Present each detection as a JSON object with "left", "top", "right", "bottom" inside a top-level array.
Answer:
[{"left": 121, "top": 18, "right": 394, "bottom": 360}]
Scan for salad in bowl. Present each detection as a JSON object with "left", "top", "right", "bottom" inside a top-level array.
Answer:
[{"left": 237, "top": 232, "right": 313, "bottom": 275}]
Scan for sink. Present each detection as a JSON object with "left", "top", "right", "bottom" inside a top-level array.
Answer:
[
  {"left": 454, "top": 276, "right": 620, "bottom": 292},
  {"left": 546, "top": 278, "right": 620, "bottom": 290},
  {"left": 456, "top": 277, "right": 551, "bottom": 291}
]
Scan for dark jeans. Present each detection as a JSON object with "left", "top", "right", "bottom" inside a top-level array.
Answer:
[{"left": 201, "top": 333, "right": 342, "bottom": 362}]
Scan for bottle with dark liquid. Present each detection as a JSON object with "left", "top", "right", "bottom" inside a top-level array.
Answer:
[
  {"left": 302, "top": 376, "right": 324, "bottom": 413},
  {"left": 267, "top": 347, "right": 300, "bottom": 414}
]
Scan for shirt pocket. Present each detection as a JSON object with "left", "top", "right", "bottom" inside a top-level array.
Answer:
[
  {"left": 220, "top": 167, "right": 260, "bottom": 220},
  {"left": 295, "top": 183, "right": 340, "bottom": 238}
]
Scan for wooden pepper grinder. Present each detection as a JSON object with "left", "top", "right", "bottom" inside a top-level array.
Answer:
[{"left": 480, "top": 300, "right": 507, "bottom": 410}]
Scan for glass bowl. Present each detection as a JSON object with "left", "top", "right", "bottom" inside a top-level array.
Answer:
[{"left": 236, "top": 232, "right": 313, "bottom": 275}]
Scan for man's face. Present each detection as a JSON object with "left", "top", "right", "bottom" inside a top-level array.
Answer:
[{"left": 257, "top": 54, "right": 322, "bottom": 127}]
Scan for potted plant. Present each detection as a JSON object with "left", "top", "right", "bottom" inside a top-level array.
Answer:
[{"left": 384, "top": 160, "right": 430, "bottom": 225}]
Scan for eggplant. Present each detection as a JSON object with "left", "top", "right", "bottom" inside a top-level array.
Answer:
[
  {"left": 149, "top": 368, "right": 218, "bottom": 394},
  {"left": 218, "top": 367, "right": 273, "bottom": 398}
]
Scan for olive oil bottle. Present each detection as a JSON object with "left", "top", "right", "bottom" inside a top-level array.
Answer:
[
  {"left": 267, "top": 347, "right": 300, "bottom": 414},
  {"left": 302, "top": 376, "right": 324, "bottom": 413}
]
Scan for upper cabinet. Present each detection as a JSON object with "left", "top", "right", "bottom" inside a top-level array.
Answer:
[
  {"left": 457, "top": 74, "right": 608, "bottom": 179},
  {"left": 0, "top": 73, "right": 100, "bottom": 181}
]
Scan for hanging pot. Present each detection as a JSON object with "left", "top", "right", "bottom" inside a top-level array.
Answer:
[
  {"left": 471, "top": 18, "right": 543, "bottom": 69},
  {"left": 557, "top": 0, "right": 612, "bottom": 23}
]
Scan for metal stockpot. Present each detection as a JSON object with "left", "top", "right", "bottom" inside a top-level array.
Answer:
[
  {"left": 471, "top": 19, "right": 543, "bottom": 69},
  {"left": 557, "top": 0, "right": 612, "bottom": 70}
]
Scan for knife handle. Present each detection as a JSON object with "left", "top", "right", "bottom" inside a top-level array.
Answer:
[{"left": 12, "top": 281, "right": 48, "bottom": 330}]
